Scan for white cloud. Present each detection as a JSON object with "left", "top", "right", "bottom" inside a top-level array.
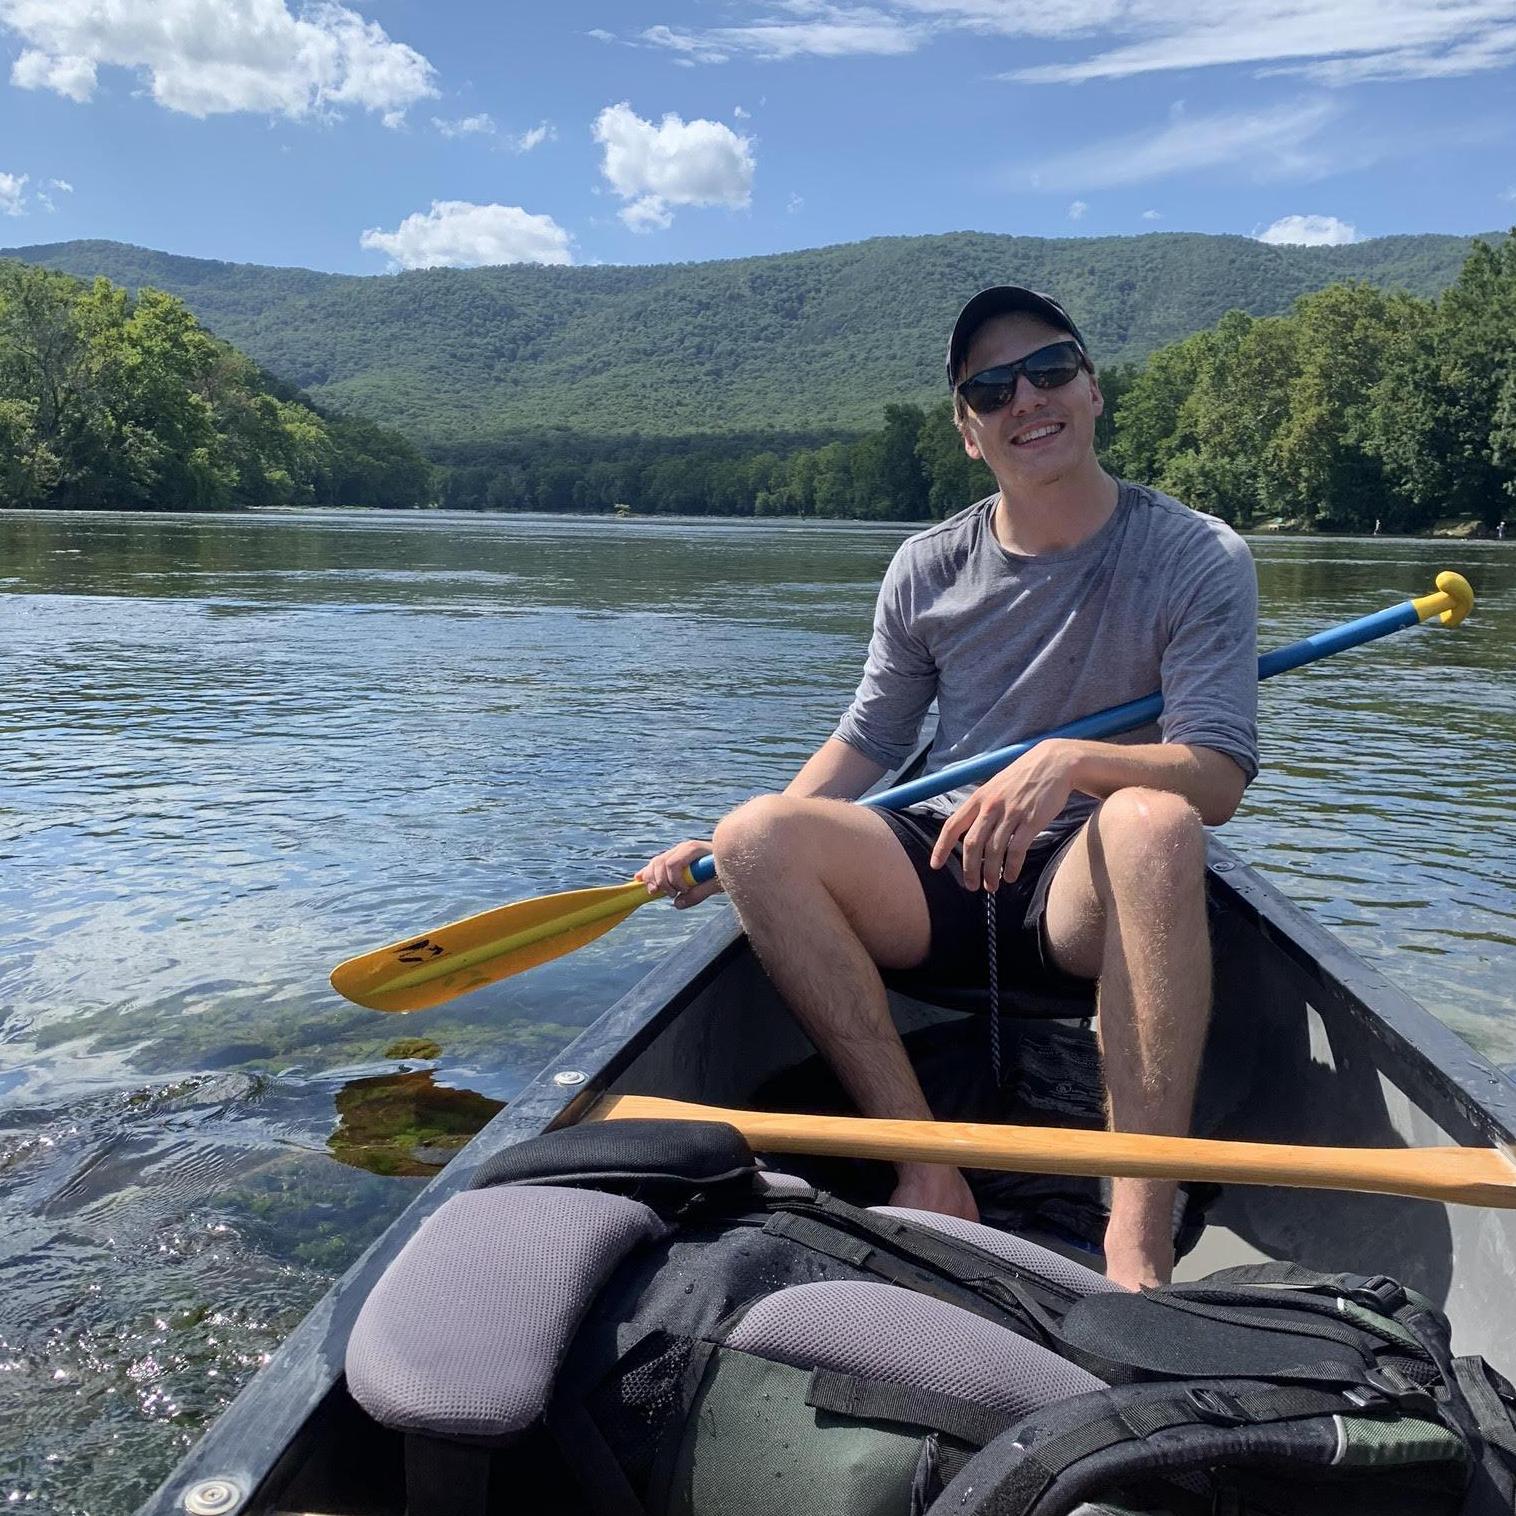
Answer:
[
  {"left": 12, "top": 48, "right": 95, "bottom": 100},
  {"left": 620, "top": 1, "right": 1516, "bottom": 84},
  {"left": 586, "top": 28, "right": 616, "bottom": 43},
  {"left": 359, "top": 201, "right": 573, "bottom": 268},
  {"left": 48, "top": 177, "right": 73, "bottom": 192},
  {"left": 734, "top": 103, "right": 751, "bottom": 117},
  {"left": 0, "top": 171, "right": 27, "bottom": 215},
  {"left": 1256, "top": 213, "right": 1358, "bottom": 245},
  {"left": 1501, "top": 186, "right": 1516, "bottom": 202},
  {"left": 433, "top": 112, "right": 495, "bottom": 138},
  {"left": 1067, "top": 198, "right": 1088, "bottom": 220},
  {"left": 637, "top": 6, "right": 924, "bottom": 62},
  {"left": 640, "top": 24, "right": 731, "bottom": 63},
  {"left": 593, "top": 101, "right": 754, "bottom": 233},
  {"left": 787, "top": 192, "right": 805, "bottom": 213},
  {"left": 620, "top": 195, "right": 675, "bottom": 232},
  {"left": 988, "top": 1, "right": 1516, "bottom": 85},
  {"left": 505, "top": 121, "right": 555, "bottom": 153},
  {"left": 1027, "top": 98, "right": 1342, "bottom": 190},
  {"left": 3, "top": 0, "right": 438, "bottom": 121},
  {"left": 1142, "top": 208, "right": 1162, "bottom": 219}
]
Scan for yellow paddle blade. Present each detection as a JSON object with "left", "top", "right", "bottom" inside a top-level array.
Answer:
[{"left": 331, "top": 880, "right": 653, "bottom": 1013}]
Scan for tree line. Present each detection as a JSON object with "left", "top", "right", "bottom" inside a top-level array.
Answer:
[
  {"left": 438, "top": 230, "right": 1515, "bottom": 532},
  {"left": 5, "top": 229, "right": 1511, "bottom": 529},
  {"left": 0, "top": 261, "right": 433, "bottom": 511},
  {"left": 1105, "top": 235, "right": 1515, "bottom": 532}
]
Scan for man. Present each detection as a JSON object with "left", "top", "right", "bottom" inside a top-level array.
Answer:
[{"left": 640, "top": 287, "right": 1258, "bottom": 1289}]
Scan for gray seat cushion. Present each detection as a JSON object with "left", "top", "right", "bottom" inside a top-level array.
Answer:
[
  {"left": 346, "top": 1184, "right": 666, "bottom": 1440},
  {"left": 725, "top": 1280, "right": 1104, "bottom": 1418}
]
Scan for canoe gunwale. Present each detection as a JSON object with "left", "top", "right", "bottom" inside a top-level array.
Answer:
[
  {"left": 1205, "top": 840, "right": 1516, "bottom": 1153},
  {"left": 133, "top": 911, "right": 749, "bottom": 1516}
]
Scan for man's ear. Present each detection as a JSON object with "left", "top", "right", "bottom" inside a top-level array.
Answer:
[
  {"left": 1088, "top": 371, "right": 1104, "bottom": 420},
  {"left": 960, "top": 419, "right": 984, "bottom": 461}
]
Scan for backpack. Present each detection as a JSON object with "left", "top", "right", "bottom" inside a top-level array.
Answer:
[{"left": 344, "top": 1118, "right": 1516, "bottom": 1516}]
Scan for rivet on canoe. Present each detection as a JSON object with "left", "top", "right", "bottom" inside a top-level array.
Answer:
[
  {"left": 553, "top": 1069, "right": 588, "bottom": 1087},
  {"left": 1213, "top": 862, "right": 1234, "bottom": 873},
  {"left": 183, "top": 1479, "right": 242, "bottom": 1515}
]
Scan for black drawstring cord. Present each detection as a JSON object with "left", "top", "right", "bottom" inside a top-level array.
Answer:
[{"left": 985, "top": 887, "right": 1002, "bottom": 1089}]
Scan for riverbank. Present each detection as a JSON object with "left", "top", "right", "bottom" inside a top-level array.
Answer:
[
  {"left": 1250, "top": 516, "right": 1507, "bottom": 539},
  {"left": 4, "top": 502, "right": 1512, "bottom": 539}
]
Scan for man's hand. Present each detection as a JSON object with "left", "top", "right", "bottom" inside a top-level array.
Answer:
[
  {"left": 637, "top": 840, "right": 724, "bottom": 909},
  {"left": 930, "top": 738, "right": 1079, "bottom": 890}
]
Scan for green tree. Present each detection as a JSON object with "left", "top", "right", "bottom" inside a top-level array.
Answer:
[
  {"left": 1103, "top": 337, "right": 1206, "bottom": 485},
  {"left": 1367, "top": 234, "right": 1516, "bottom": 528},
  {"left": 0, "top": 396, "right": 59, "bottom": 503},
  {"left": 874, "top": 403, "right": 931, "bottom": 519},
  {"left": 1266, "top": 284, "right": 1415, "bottom": 528},
  {"left": 0, "top": 261, "right": 431, "bottom": 511},
  {"left": 914, "top": 400, "right": 992, "bottom": 519}
]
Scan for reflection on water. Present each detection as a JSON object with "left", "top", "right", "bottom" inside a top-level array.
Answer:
[
  {"left": 1, "top": 508, "right": 1514, "bottom": 1512},
  {"left": 328, "top": 1069, "right": 505, "bottom": 1177}
]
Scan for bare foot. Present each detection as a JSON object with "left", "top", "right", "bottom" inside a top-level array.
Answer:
[
  {"left": 1102, "top": 1235, "right": 1174, "bottom": 1291},
  {"left": 889, "top": 1163, "right": 980, "bottom": 1223},
  {"left": 1104, "top": 1179, "right": 1177, "bottom": 1290}
]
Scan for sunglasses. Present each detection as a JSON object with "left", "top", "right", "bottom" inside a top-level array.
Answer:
[{"left": 955, "top": 340, "right": 1086, "bottom": 415}]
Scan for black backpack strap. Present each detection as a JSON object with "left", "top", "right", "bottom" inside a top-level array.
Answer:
[
  {"left": 544, "top": 1400, "right": 647, "bottom": 1516},
  {"left": 806, "top": 1368, "right": 1016, "bottom": 1449},
  {"left": 550, "top": 1324, "right": 716, "bottom": 1516},
  {"left": 1127, "top": 1288, "right": 1384, "bottom": 1360},
  {"left": 403, "top": 1435, "right": 494, "bottom": 1516},
  {"left": 763, "top": 1194, "right": 1074, "bottom": 1339},
  {"left": 772, "top": 1192, "right": 1084, "bottom": 1297},
  {"left": 1198, "top": 1266, "right": 1451, "bottom": 1344},
  {"left": 762, "top": 1209, "right": 1044, "bottom": 1327},
  {"left": 1165, "top": 1280, "right": 1433, "bottom": 1356},
  {"left": 1453, "top": 1358, "right": 1516, "bottom": 1459},
  {"left": 930, "top": 1381, "right": 1370, "bottom": 1516}
]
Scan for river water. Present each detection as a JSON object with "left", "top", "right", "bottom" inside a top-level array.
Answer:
[{"left": 2, "top": 509, "right": 1514, "bottom": 1513}]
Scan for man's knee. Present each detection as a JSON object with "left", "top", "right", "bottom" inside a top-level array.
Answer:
[
  {"left": 713, "top": 793, "right": 817, "bottom": 883},
  {"left": 1091, "top": 788, "right": 1207, "bottom": 890}
]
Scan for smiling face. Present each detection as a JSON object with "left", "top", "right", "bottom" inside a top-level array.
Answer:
[{"left": 955, "top": 312, "right": 1105, "bottom": 497}]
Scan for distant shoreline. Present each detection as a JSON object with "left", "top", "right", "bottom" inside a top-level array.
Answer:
[{"left": 2, "top": 504, "right": 1510, "bottom": 540}]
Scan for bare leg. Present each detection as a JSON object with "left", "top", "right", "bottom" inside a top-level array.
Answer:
[
  {"left": 713, "top": 794, "right": 979, "bottom": 1220},
  {"left": 1042, "top": 788, "right": 1212, "bottom": 1289}
]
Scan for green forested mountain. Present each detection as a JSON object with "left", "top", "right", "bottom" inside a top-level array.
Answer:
[{"left": 3, "top": 231, "right": 1496, "bottom": 446}]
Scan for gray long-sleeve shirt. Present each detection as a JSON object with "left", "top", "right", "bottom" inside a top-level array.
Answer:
[{"left": 833, "top": 483, "right": 1259, "bottom": 830}]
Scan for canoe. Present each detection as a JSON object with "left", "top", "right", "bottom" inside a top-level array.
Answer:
[{"left": 135, "top": 826, "right": 1516, "bottom": 1516}]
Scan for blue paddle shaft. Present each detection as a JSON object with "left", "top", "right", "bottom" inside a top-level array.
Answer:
[{"left": 685, "top": 598, "right": 1422, "bottom": 888}]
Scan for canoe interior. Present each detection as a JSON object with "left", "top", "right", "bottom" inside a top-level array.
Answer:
[{"left": 136, "top": 840, "right": 1516, "bottom": 1516}]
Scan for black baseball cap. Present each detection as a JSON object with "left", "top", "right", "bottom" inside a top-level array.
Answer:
[{"left": 946, "top": 286, "right": 1088, "bottom": 387}]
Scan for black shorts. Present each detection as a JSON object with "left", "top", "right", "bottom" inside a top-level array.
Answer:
[{"left": 879, "top": 808, "right": 1093, "bottom": 997}]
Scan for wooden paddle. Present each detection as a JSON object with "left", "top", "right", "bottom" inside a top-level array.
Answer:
[
  {"left": 591, "top": 1094, "right": 1516, "bottom": 1210},
  {"left": 330, "top": 572, "right": 1474, "bottom": 1014}
]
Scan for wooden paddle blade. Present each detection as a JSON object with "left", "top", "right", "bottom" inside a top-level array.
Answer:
[
  {"left": 593, "top": 1096, "right": 1516, "bottom": 1210},
  {"left": 331, "top": 881, "right": 652, "bottom": 1012}
]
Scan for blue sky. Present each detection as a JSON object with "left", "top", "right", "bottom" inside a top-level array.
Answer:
[{"left": 1, "top": 1, "right": 1513, "bottom": 273}]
